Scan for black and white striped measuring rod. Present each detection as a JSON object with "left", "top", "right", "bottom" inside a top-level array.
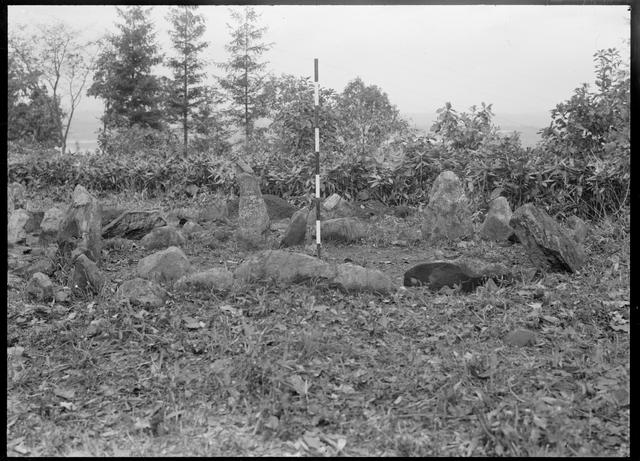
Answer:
[{"left": 314, "top": 58, "right": 321, "bottom": 258}]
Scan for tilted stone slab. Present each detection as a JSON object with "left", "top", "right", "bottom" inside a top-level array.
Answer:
[
  {"left": 116, "top": 278, "right": 168, "bottom": 308},
  {"left": 102, "top": 210, "right": 166, "bottom": 240},
  {"left": 320, "top": 217, "right": 367, "bottom": 243},
  {"left": 509, "top": 203, "right": 586, "bottom": 272}
]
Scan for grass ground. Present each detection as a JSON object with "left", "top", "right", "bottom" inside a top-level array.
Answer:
[{"left": 6, "top": 189, "right": 630, "bottom": 456}]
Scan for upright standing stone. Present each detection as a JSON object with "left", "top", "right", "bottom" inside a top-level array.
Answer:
[
  {"left": 8, "top": 209, "right": 31, "bottom": 245},
  {"left": 39, "top": 207, "right": 66, "bottom": 245},
  {"left": 281, "top": 209, "right": 309, "bottom": 247},
  {"left": 57, "top": 185, "right": 103, "bottom": 265},
  {"left": 480, "top": 196, "right": 515, "bottom": 241},
  {"left": 420, "top": 171, "right": 473, "bottom": 242},
  {"left": 8, "top": 182, "right": 27, "bottom": 209},
  {"left": 236, "top": 173, "right": 270, "bottom": 247},
  {"left": 510, "top": 203, "right": 586, "bottom": 273}
]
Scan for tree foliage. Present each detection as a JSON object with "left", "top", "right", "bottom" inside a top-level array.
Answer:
[
  {"left": 166, "top": 5, "right": 210, "bottom": 155},
  {"left": 218, "top": 6, "right": 273, "bottom": 143},
  {"left": 336, "top": 77, "right": 409, "bottom": 161},
  {"left": 88, "top": 6, "right": 164, "bottom": 132},
  {"left": 8, "top": 22, "right": 94, "bottom": 154}
]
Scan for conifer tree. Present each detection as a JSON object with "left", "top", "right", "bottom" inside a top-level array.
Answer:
[
  {"left": 88, "top": 6, "right": 164, "bottom": 131},
  {"left": 166, "top": 5, "right": 209, "bottom": 155},
  {"left": 218, "top": 6, "right": 273, "bottom": 146}
]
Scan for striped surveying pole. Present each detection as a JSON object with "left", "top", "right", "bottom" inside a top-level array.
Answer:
[{"left": 314, "top": 58, "right": 321, "bottom": 258}]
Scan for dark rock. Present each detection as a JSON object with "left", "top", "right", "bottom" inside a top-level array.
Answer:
[
  {"left": 57, "top": 185, "right": 103, "bottom": 265},
  {"left": 101, "top": 210, "right": 166, "bottom": 240},
  {"left": 116, "top": 278, "right": 168, "bottom": 308},
  {"left": 26, "top": 272, "right": 54, "bottom": 302},
  {"left": 281, "top": 209, "right": 308, "bottom": 247},
  {"left": 15, "top": 257, "right": 56, "bottom": 279},
  {"left": 175, "top": 268, "right": 234, "bottom": 292},
  {"left": 103, "top": 237, "right": 136, "bottom": 251},
  {"left": 420, "top": 170, "right": 473, "bottom": 242},
  {"left": 137, "top": 246, "right": 191, "bottom": 283},
  {"left": 70, "top": 254, "right": 106, "bottom": 295},
  {"left": 403, "top": 258, "right": 511, "bottom": 292},
  {"left": 480, "top": 196, "right": 514, "bottom": 241},
  {"left": 510, "top": 203, "right": 586, "bottom": 272},
  {"left": 140, "top": 226, "right": 186, "bottom": 250}
]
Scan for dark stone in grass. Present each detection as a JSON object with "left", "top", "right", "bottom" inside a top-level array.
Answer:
[
  {"left": 101, "top": 207, "right": 126, "bottom": 228},
  {"left": 404, "top": 258, "right": 511, "bottom": 293},
  {"left": 102, "top": 210, "right": 166, "bottom": 240},
  {"left": 140, "top": 226, "right": 186, "bottom": 250},
  {"left": 70, "top": 254, "right": 106, "bottom": 295},
  {"left": 116, "top": 278, "right": 168, "bottom": 308},
  {"left": 26, "top": 272, "right": 55, "bottom": 302},
  {"left": 280, "top": 209, "right": 308, "bottom": 247}
]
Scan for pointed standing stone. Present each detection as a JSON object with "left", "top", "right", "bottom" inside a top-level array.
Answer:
[
  {"left": 57, "top": 185, "right": 103, "bottom": 265},
  {"left": 236, "top": 173, "right": 270, "bottom": 248},
  {"left": 420, "top": 171, "right": 473, "bottom": 242},
  {"left": 480, "top": 196, "right": 515, "bottom": 241},
  {"left": 281, "top": 209, "right": 308, "bottom": 247}
]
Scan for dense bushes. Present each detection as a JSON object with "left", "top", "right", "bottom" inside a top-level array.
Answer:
[{"left": 8, "top": 49, "right": 629, "bottom": 221}]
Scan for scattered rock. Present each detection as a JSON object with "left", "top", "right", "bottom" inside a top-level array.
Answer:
[
  {"left": 332, "top": 263, "right": 395, "bottom": 293},
  {"left": 15, "top": 257, "right": 56, "bottom": 279},
  {"left": 565, "top": 215, "right": 588, "bottom": 244},
  {"left": 175, "top": 268, "right": 234, "bottom": 292},
  {"left": 420, "top": 170, "right": 473, "bottom": 242},
  {"left": 7, "top": 272, "right": 24, "bottom": 290},
  {"left": 57, "top": 185, "right": 103, "bottom": 264},
  {"left": 235, "top": 250, "right": 336, "bottom": 284},
  {"left": 237, "top": 173, "right": 270, "bottom": 246},
  {"left": 235, "top": 250, "right": 394, "bottom": 293},
  {"left": 510, "top": 203, "right": 586, "bottom": 273},
  {"left": 70, "top": 254, "right": 106, "bottom": 295},
  {"left": 26, "top": 272, "right": 55, "bottom": 302},
  {"left": 184, "top": 184, "right": 199, "bottom": 197},
  {"left": 270, "top": 218, "right": 291, "bottom": 233},
  {"left": 140, "top": 226, "right": 186, "bottom": 250},
  {"left": 182, "top": 220, "right": 204, "bottom": 237},
  {"left": 137, "top": 246, "right": 191, "bottom": 283},
  {"left": 8, "top": 209, "right": 31, "bottom": 245},
  {"left": 8, "top": 182, "right": 27, "bottom": 208},
  {"left": 55, "top": 289, "right": 71, "bottom": 303},
  {"left": 198, "top": 198, "right": 229, "bottom": 223},
  {"left": 8, "top": 193, "right": 15, "bottom": 215},
  {"left": 403, "top": 258, "right": 510, "bottom": 292},
  {"left": 39, "top": 207, "right": 66, "bottom": 245},
  {"left": 504, "top": 329, "right": 537, "bottom": 347},
  {"left": 480, "top": 196, "right": 515, "bottom": 241},
  {"left": 323, "top": 193, "right": 342, "bottom": 211},
  {"left": 280, "top": 209, "right": 308, "bottom": 247},
  {"left": 391, "top": 240, "right": 408, "bottom": 247},
  {"left": 101, "top": 210, "right": 166, "bottom": 240},
  {"left": 116, "top": 278, "right": 168, "bottom": 308},
  {"left": 319, "top": 217, "right": 367, "bottom": 243},
  {"left": 24, "top": 211, "right": 44, "bottom": 234}
]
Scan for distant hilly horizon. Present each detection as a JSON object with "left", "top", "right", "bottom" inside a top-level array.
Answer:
[{"left": 66, "top": 109, "right": 549, "bottom": 152}]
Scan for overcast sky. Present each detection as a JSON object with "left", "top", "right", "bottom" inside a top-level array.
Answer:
[{"left": 8, "top": 4, "right": 630, "bottom": 143}]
